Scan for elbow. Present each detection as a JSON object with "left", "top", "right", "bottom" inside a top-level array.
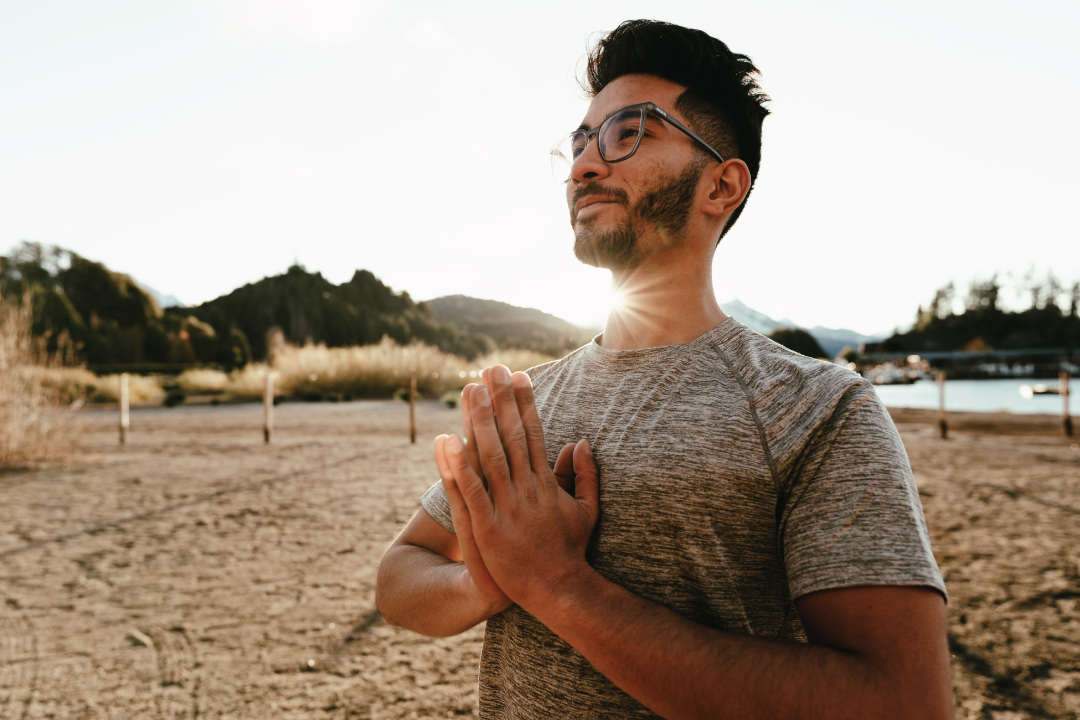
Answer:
[{"left": 375, "top": 548, "right": 404, "bottom": 628}]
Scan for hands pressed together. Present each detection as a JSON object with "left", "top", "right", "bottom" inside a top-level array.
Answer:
[{"left": 433, "top": 365, "right": 600, "bottom": 616}]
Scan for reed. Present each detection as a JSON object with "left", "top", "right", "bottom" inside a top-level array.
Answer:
[
  {"left": 223, "top": 339, "right": 558, "bottom": 401},
  {"left": 0, "top": 292, "right": 81, "bottom": 468},
  {"left": 176, "top": 368, "right": 229, "bottom": 394},
  {"left": 91, "top": 373, "right": 164, "bottom": 404}
]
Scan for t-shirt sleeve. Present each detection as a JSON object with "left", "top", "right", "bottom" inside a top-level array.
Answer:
[
  {"left": 780, "top": 390, "right": 946, "bottom": 602},
  {"left": 420, "top": 481, "right": 455, "bottom": 534}
]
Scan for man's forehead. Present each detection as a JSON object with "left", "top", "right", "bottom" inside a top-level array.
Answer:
[{"left": 578, "top": 74, "right": 689, "bottom": 128}]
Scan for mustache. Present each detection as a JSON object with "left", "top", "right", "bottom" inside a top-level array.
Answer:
[{"left": 572, "top": 182, "right": 629, "bottom": 207}]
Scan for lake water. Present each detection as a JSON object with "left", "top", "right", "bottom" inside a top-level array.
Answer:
[{"left": 872, "top": 377, "right": 1072, "bottom": 415}]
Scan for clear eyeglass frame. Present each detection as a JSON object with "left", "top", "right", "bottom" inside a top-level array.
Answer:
[{"left": 549, "top": 101, "right": 726, "bottom": 182}]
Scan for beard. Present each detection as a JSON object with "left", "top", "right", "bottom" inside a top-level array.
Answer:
[{"left": 572, "top": 161, "right": 704, "bottom": 271}]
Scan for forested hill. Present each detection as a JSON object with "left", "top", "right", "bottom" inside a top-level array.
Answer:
[
  {"left": 425, "top": 295, "right": 596, "bottom": 357},
  {"left": 184, "top": 266, "right": 488, "bottom": 360},
  {"left": 879, "top": 277, "right": 1080, "bottom": 353},
  {"left": 0, "top": 243, "right": 490, "bottom": 366}
]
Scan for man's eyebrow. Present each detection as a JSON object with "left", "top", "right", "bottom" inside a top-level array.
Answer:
[{"left": 575, "top": 121, "right": 591, "bottom": 133}]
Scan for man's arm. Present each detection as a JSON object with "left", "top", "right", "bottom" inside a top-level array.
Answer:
[
  {"left": 531, "top": 568, "right": 951, "bottom": 720},
  {"left": 376, "top": 379, "right": 592, "bottom": 637},
  {"left": 376, "top": 383, "right": 513, "bottom": 637},
  {"left": 375, "top": 506, "right": 509, "bottom": 637},
  {"left": 442, "top": 365, "right": 954, "bottom": 720}
]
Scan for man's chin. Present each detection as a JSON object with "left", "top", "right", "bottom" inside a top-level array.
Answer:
[
  {"left": 573, "top": 236, "right": 604, "bottom": 268},
  {"left": 573, "top": 232, "right": 639, "bottom": 271}
]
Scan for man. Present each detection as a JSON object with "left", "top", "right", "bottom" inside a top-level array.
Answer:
[{"left": 377, "top": 19, "right": 952, "bottom": 719}]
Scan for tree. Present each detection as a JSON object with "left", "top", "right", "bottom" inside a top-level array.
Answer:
[
  {"left": 965, "top": 275, "right": 1001, "bottom": 313},
  {"left": 767, "top": 327, "right": 827, "bottom": 359},
  {"left": 1043, "top": 271, "right": 1066, "bottom": 314},
  {"left": 930, "top": 282, "right": 955, "bottom": 319}
]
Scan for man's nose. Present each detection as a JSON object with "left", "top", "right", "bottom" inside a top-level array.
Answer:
[{"left": 569, "top": 136, "right": 610, "bottom": 184}]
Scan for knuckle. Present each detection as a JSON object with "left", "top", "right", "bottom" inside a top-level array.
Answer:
[
  {"left": 505, "top": 424, "right": 528, "bottom": 449},
  {"left": 524, "top": 483, "right": 541, "bottom": 504},
  {"left": 479, "top": 444, "right": 505, "bottom": 466},
  {"left": 462, "top": 477, "right": 488, "bottom": 503}
]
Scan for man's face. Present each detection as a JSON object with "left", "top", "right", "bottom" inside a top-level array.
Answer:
[{"left": 566, "top": 74, "right": 707, "bottom": 271}]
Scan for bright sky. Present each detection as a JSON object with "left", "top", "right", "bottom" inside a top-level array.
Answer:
[{"left": 2, "top": 0, "right": 1077, "bottom": 336}]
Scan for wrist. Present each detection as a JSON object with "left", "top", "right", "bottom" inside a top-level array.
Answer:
[
  {"left": 518, "top": 559, "right": 600, "bottom": 627},
  {"left": 456, "top": 563, "right": 512, "bottom": 618}
]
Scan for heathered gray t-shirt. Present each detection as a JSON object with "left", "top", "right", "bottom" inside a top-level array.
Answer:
[{"left": 421, "top": 318, "right": 945, "bottom": 718}]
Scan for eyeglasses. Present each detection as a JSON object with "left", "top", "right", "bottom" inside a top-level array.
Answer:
[{"left": 550, "top": 102, "right": 725, "bottom": 182}]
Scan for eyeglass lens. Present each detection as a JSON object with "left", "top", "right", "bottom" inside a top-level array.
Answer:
[{"left": 551, "top": 106, "right": 646, "bottom": 180}]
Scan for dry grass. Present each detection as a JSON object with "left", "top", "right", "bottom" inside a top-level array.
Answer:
[
  {"left": 0, "top": 314, "right": 563, "bottom": 453},
  {"left": 223, "top": 339, "right": 559, "bottom": 401},
  {"left": 91, "top": 373, "right": 165, "bottom": 403},
  {"left": 0, "top": 292, "right": 81, "bottom": 469},
  {"left": 475, "top": 349, "right": 558, "bottom": 374},
  {"left": 176, "top": 368, "right": 229, "bottom": 394}
]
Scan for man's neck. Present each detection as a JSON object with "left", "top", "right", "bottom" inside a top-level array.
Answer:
[{"left": 600, "top": 263, "right": 729, "bottom": 351}]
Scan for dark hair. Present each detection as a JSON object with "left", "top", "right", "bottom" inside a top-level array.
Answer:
[{"left": 582, "top": 20, "right": 770, "bottom": 241}]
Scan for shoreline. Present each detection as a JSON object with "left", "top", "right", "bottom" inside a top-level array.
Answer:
[{"left": 887, "top": 406, "right": 1074, "bottom": 437}]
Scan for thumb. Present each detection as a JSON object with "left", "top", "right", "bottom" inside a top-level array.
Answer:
[
  {"left": 553, "top": 442, "right": 576, "bottom": 494},
  {"left": 572, "top": 439, "right": 599, "bottom": 522}
]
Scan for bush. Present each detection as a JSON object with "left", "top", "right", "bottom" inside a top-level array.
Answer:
[
  {"left": 163, "top": 389, "right": 186, "bottom": 407},
  {"left": 440, "top": 390, "right": 460, "bottom": 408}
]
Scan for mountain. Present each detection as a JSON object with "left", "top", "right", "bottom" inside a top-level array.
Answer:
[
  {"left": 137, "top": 283, "right": 185, "bottom": 309},
  {"left": 425, "top": 294, "right": 879, "bottom": 361},
  {"left": 803, "top": 325, "right": 885, "bottom": 360},
  {"left": 718, "top": 298, "right": 797, "bottom": 336},
  {"left": 424, "top": 295, "right": 595, "bottom": 357},
  {"left": 719, "top": 298, "right": 883, "bottom": 359},
  {"left": 3, "top": 240, "right": 883, "bottom": 366},
  {"left": 182, "top": 266, "right": 489, "bottom": 360}
]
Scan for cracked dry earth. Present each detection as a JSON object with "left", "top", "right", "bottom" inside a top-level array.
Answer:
[{"left": 0, "top": 401, "right": 1078, "bottom": 719}]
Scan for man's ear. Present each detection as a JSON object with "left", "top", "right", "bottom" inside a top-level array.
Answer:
[{"left": 701, "top": 159, "right": 752, "bottom": 219}]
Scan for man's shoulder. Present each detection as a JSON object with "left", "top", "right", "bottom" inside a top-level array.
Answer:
[
  {"left": 712, "top": 321, "right": 868, "bottom": 396},
  {"left": 525, "top": 339, "right": 594, "bottom": 384},
  {"left": 709, "top": 321, "right": 878, "bottom": 433}
]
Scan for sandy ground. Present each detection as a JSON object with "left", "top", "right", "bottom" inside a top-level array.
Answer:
[{"left": 0, "top": 400, "right": 1077, "bottom": 719}]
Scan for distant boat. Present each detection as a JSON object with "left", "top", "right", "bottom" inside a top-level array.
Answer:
[
  {"left": 864, "top": 365, "right": 922, "bottom": 386},
  {"left": 1019, "top": 383, "right": 1061, "bottom": 398}
]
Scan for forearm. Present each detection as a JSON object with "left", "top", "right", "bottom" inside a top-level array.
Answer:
[
  {"left": 375, "top": 544, "right": 502, "bottom": 637},
  {"left": 535, "top": 569, "right": 940, "bottom": 720}
]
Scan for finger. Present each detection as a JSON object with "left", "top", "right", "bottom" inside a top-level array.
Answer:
[
  {"left": 468, "top": 385, "right": 514, "bottom": 502},
  {"left": 440, "top": 439, "right": 502, "bottom": 591},
  {"left": 572, "top": 439, "right": 601, "bottom": 525},
  {"left": 460, "top": 385, "right": 484, "bottom": 479},
  {"left": 437, "top": 438, "right": 478, "bottom": 546},
  {"left": 434, "top": 434, "right": 455, "bottom": 487},
  {"left": 444, "top": 434, "right": 496, "bottom": 521},
  {"left": 553, "top": 442, "right": 576, "bottom": 495},
  {"left": 434, "top": 435, "right": 471, "bottom": 540},
  {"left": 511, "top": 372, "right": 550, "bottom": 476},
  {"left": 484, "top": 365, "right": 532, "bottom": 479}
]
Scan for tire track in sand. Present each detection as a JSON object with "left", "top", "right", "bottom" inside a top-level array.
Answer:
[
  {"left": 131, "top": 625, "right": 202, "bottom": 719},
  {"left": 0, "top": 611, "right": 39, "bottom": 720}
]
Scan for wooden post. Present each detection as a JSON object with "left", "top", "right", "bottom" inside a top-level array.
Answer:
[
  {"left": 119, "top": 373, "right": 130, "bottom": 445},
  {"left": 936, "top": 370, "right": 948, "bottom": 440},
  {"left": 409, "top": 374, "right": 417, "bottom": 444},
  {"left": 263, "top": 372, "right": 274, "bottom": 444},
  {"left": 1062, "top": 370, "right": 1073, "bottom": 437}
]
